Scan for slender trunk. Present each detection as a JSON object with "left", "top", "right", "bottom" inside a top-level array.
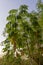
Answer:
[
  {"left": 37, "top": 43, "right": 41, "bottom": 65},
  {"left": 26, "top": 41, "right": 32, "bottom": 65},
  {"left": 36, "top": 31, "right": 41, "bottom": 65},
  {"left": 13, "top": 40, "right": 16, "bottom": 52}
]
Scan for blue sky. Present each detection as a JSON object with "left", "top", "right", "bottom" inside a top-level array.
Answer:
[{"left": 0, "top": 0, "right": 38, "bottom": 43}]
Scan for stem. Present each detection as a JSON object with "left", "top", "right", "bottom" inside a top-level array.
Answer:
[{"left": 13, "top": 40, "right": 16, "bottom": 52}]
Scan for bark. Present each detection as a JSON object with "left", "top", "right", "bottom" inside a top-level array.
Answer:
[{"left": 13, "top": 40, "right": 16, "bottom": 52}]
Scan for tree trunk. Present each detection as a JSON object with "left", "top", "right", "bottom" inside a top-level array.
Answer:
[{"left": 13, "top": 40, "right": 16, "bottom": 52}]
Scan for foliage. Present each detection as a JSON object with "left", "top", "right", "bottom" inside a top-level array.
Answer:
[{"left": 2, "top": 0, "right": 43, "bottom": 65}]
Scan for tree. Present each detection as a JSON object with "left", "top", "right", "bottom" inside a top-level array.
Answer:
[{"left": 2, "top": 0, "right": 43, "bottom": 65}]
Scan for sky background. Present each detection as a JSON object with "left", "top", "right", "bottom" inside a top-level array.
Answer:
[{"left": 0, "top": 0, "right": 40, "bottom": 54}]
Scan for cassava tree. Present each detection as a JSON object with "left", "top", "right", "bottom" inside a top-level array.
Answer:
[{"left": 2, "top": 0, "right": 43, "bottom": 65}]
